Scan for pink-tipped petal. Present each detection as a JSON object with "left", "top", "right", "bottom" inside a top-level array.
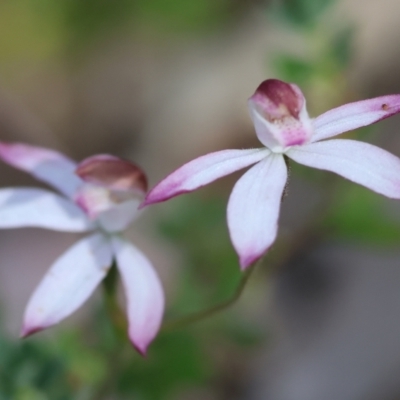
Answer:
[
  {"left": 112, "top": 237, "right": 164, "bottom": 355},
  {"left": 76, "top": 154, "right": 147, "bottom": 194},
  {"left": 248, "top": 79, "right": 313, "bottom": 151},
  {"left": 287, "top": 139, "right": 400, "bottom": 198},
  {"left": 0, "top": 188, "right": 92, "bottom": 231},
  {"left": 312, "top": 95, "right": 400, "bottom": 142},
  {"left": 21, "top": 234, "right": 113, "bottom": 336},
  {"left": 227, "top": 154, "right": 287, "bottom": 270},
  {"left": 143, "top": 148, "right": 269, "bottom": 206},
  {"left": 0, "top": 142, "right": 81, "bottom": 197}
]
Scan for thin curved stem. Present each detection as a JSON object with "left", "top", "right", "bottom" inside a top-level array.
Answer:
[{"left": 161, "top": 262, "right": 258, "bottom": 332}]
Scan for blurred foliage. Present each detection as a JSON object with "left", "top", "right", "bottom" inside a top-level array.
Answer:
[
  {"left": 0, "top": 0, "right": 234, "bottom": 64},
  {"left": 325, "top": 184, "right": 400, "bottom": 246},
  {"left": 331, "top": 25, "right": 355, "bottom": 68},
  {"left": 0, "top": 327, "right": 101, "bottom": 399},
  {"left": 132, "top": 0, "right": 232, "bottom": 35},
  {"left": 63, "top": 0, "right": 233, "bottom": 51},
  {"left": 270, "top": 0, "right": 335, "bottom": 28},
  {"left": 0, "top": 0, "right": 64, "bottom": 61},
  {"left": 269, "top": 0, "right": 354, "bottom": 116},
  {"left": 119, "top": 331, "right": 210, "bottom": 400},
  {"left": 273, "top": 55, "right": 315, "bottom": 86},
  {"left": 273, "top": 24, "right": 354, "bottom": 85}
]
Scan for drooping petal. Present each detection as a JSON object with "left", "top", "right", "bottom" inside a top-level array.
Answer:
[
  {"left": 286, "top": 139, "right": 400, "bottom": 198},
  {"left": 142, "top": 148, "right": 269, "bottom": 206},
  {"left": 112, "top": 237, "right": 164, "bottom": 355},
  {"left": 227, "top": 154, "right": 287, "bottom": 270},
  {"left": 248, "top": 79, "right": 314, "bottom": 152},
  {"left": 21, "top": 234, "right": 113, "bottom": 337},
  {"left": 312, "top": 95, "right": 400, "bottom": 142},
  {"left": 76, "top": 154, "right": 147, "bottom": 195},
  {"left": 0, "top": 188, "right": 92, "bottom": 231},
  {"left": 0, "top": 142, "right": 81, "bottom": 197}
]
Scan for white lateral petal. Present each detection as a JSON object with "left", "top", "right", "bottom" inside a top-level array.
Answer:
[
  {"left": 21, "top": 233, "right": 113, "bottom": 336},
  {"left": 112, "top": 237, "right": 164, "bottom": 355},
  {"left": 227, "top": 154, "right": 287, "bottom": 270},
  {"left": 0, "top": 188, "right": 92, "bottom": 231},
  {"left": 143, "top": 148, "right": 269, "bottom": 206},
  {"left": 312, "top": 95, "right": 400, "bottom": 142},
  {"left": 0, "top": 142, "right": 81, "bottom": 197},
  {"left": 287, "top": 139, "right": 400, "bottom": 198}
]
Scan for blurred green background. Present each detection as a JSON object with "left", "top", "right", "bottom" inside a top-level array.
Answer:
[{"left": 1, "top": 0, "right": 400, "bottom": 399}]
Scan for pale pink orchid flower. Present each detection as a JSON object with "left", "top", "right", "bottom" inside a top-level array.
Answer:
[
  {"left": 143, "top": 79, "right": 400, "bottom": 269},
  {"left": 0, "top": 142, "right": 164, "bottom": 355}
]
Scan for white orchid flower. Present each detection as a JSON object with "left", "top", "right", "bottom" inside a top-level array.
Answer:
[
  {"left": 143, "top": 79, "right": 400, "bottom": 269},
  {"left": 0, "top": 142, "right": 164, "bottom": 355}
]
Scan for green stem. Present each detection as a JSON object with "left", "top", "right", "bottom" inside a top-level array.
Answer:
[
  {"left": 91, "top": 263, "right": 128, "bottom": 400},
  {"left": 102, "top": 261, "right": 127, "bottom": 340},
  {"left": 161, "top": 262, "right": 258, "bottom": 332}
]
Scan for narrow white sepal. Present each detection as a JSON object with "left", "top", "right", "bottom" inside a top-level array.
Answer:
[
  {"left": 227, "top": 154, "right": 287, "bottom": 269},
  {"left": 112, "top": 236, "right": 164, "bottom": 355},
  {"left": 21, "top": 233, "right": 113, "bottom": 336}
]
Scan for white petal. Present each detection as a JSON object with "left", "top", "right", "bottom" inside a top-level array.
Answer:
[
  {"left": 97, "top": 198, "right": 141, "bottom": 232},
  {"left": 227, "top": 154, "right": 287, "bottom": 270},
  {"left": 0, "top": 142, "right": 81, "bottom": 197},
  {"left": 287, "top": 139, "right": 400, "bottom": 198},
  {"left": 112, "top": 237, "right": 164, "bottom": 355},
  {"left": 312, "top": 95, "right": 400, "bottom": 142},
  {"left": 143, "top": 148, "right": 269, "bottom": 206},
  {"left": 0, "top": 188, "right": 92, "bottom": 231},
  {"left": 21, "top": 234, "right": 113, "bottom": 336}
]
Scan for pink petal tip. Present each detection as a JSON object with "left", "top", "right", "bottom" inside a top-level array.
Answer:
[
  {"left": 20, "top": 323, "right": 44, "bottom": 338},
  {"left": 132, "top": 341, "right": 149, "bottom": 357},
  {"left": 239, "top": 253, "right": 262, "bottom": 271},
  {"left": 141, "top": 189, "right": 190, "bottom": 209}
]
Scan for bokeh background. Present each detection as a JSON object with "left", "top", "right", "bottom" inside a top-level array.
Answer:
[{"left": 1, "top": 0, "right": 400, "bottom": 399}]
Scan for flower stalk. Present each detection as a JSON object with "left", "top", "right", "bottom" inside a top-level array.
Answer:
[
  {"left": 162, "top": 261, "right": 258, "bottom": 332},
  {"left": 102, "top": 261, "right": 127, "bottom": 340}
]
